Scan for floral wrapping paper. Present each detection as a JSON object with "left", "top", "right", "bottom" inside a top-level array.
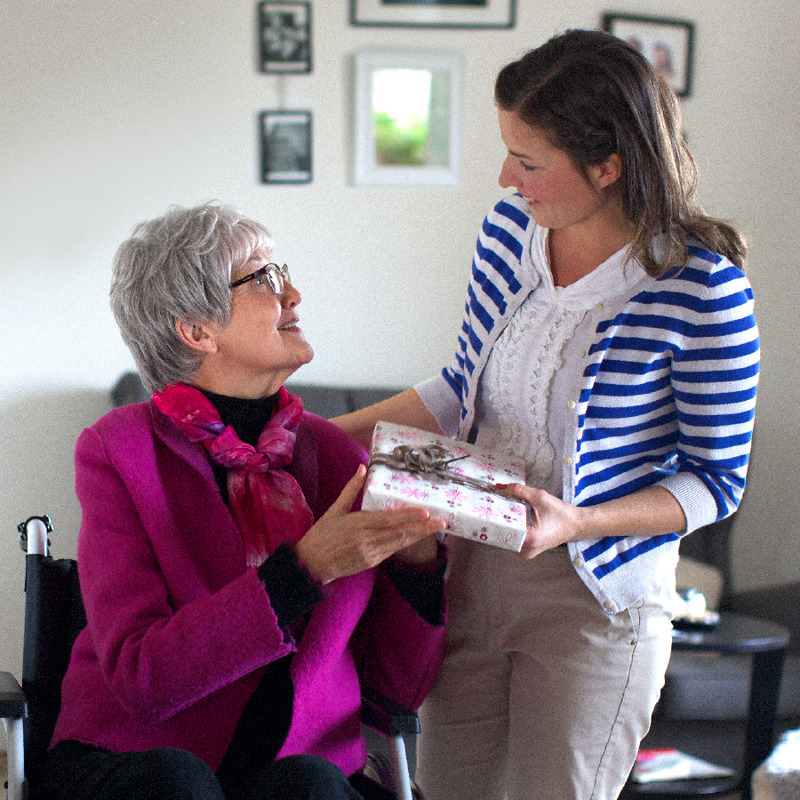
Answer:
[{"left": 362, "top": 421, "right": 528, "bottom": 552}]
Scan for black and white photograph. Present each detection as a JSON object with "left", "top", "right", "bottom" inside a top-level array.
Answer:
[
  {"left": 603, "top": 13, "right": 695, "bottom": 97},
  {"left": 260, "top": 110, "right": 312, "bottom": 183},
  {"left": 259, "top": 1, "right": 311, "bottom": 73},
  {"left": 350, "top": 0, "right": 515, "bottom": 29}
]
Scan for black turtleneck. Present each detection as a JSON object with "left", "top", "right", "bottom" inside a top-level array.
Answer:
[
  {"left": 199, "top": 389, "right": 278, "bottom": 446},
  {"left": 199, "top": 389, "right": 278, "bottom": 502},
  {"left": 198, "top": 387, "right": 323, "bottom": 628},
  {"left": 198, "top": 389, "right": 315, "bottom": 775}
]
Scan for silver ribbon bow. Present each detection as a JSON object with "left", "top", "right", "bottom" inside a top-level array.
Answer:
[{"left": 370, "top": 444, "right": 505, "bottom": 496}]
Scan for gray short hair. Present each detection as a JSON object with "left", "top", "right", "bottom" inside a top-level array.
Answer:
[{"left": 110, "top": 202, "right": 274, "bottom": 393}]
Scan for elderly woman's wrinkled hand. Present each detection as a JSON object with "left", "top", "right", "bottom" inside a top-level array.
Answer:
[{"left": 293, "top": 465, "right": 446, "bottom": 584}]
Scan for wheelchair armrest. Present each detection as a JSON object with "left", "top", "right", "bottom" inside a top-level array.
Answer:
[
  {"left": 0, "top": 670, "right": 27, "bottom": 719},
  {"left": 361, "top": 688, "right": 420, "bottom": 737},
  {"left": 2, "top": 671, "right": 27, "bottom": 800}
]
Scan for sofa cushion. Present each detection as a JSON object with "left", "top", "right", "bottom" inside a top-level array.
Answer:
[
  {"left": 286, "top": 384, "right": 401, "bottom": 419},
  {"left": 284, "top": 383, "right": 351, "bottom": 418}
]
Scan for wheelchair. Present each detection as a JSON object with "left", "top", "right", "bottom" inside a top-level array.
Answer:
[{"left": 1, "top": 516, "right": 422, "bottom": 800}]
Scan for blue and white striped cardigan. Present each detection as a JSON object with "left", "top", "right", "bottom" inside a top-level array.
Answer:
[{"left": 417, "top": 194, "right": 759, "bottom": 613}]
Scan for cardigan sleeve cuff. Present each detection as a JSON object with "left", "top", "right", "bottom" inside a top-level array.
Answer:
[
  {"left": 414, "top": 375, "right": 462, "bottom": 439},
  {"left": 257, "top": 544, "right": 324, "bottom": 629},
  {"left": 658, "top": 472, "right": 723, "bottom": 535}
]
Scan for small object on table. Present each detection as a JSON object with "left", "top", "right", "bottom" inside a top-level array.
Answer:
[
  {"left": 632, "top": 748, "right": 734, "bottom": 784},
  {"left": 673, "top": 587, "right": 720, "bottom": 630}
]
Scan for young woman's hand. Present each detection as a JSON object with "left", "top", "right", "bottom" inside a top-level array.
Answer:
[
  {"left": 497, "top": 483, "right": 581, "bottom": 558},
  {"left": 294, "top": 465, "right": 446, "bottom": 584},
  {"left": 497, "top": 482, "right": 688, "bottom": 559}
]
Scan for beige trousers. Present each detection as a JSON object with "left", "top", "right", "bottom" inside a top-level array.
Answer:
[{"left": 416, "top": 539, "right": 673, "bottom": 800}]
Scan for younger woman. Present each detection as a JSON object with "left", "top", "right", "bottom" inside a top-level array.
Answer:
[{"left": 335, "top": 29, "right": 758, "bottom": 800}]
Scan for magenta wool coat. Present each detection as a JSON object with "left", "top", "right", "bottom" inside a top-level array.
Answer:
[{"left": 50, "top": 401, "right": 446, "bottom": 776}]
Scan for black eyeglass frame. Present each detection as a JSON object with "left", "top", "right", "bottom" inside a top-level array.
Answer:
[{"left": 229, "top": 262, "right": 290, "bottom": 292}]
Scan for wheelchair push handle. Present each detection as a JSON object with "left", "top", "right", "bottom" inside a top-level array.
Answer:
[{"left": 17, "top": 515, "right": 52, "bottom": 556}]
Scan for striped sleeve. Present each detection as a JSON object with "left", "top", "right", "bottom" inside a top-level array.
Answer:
[
  {"left": 440, "top": 196, "right": 531, "bottom": 419},
  {"left": 576, "top": 247, "right": 759, "bottom": 529}
]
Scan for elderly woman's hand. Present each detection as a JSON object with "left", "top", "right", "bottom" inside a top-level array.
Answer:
[{"left": 293, "top": 465, "right": 446, "bottom": 584}]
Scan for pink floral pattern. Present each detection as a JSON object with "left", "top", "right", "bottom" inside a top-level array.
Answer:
[{"left": 362, "top": 421, "right": 527, "bottom": 552}]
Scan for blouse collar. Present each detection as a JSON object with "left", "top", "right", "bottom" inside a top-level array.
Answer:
[{"left": 527, "top": 224, "right": 649, "bottom": 311}]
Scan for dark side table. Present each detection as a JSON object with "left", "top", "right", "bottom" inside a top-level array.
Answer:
[{"left": 622, "top": 612, "right": 790, "bottom": 800}]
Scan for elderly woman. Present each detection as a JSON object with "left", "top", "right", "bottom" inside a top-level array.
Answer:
[{"left": 36, "top": 202, "right": 447, "bottom": 800}]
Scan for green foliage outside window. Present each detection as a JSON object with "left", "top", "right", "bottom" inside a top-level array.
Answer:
[{"left": 374, "top": 112, "right": 429, "bottom": 166}]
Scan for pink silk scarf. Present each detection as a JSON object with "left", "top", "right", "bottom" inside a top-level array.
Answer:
[{"left": 153, "top": 383, "right": 315, "bottom": 567}]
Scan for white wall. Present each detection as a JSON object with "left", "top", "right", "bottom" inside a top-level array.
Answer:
[{"left": 1, "top": 0, "right": 798, "bottom": 692}]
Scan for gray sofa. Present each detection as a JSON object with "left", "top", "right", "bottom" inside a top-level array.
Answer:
[
  {"left": 111, "top": 371, "right": 401, "bottom": 419},
  {"left": 111, "top": 372, "right": 799, "bottom": 735}
]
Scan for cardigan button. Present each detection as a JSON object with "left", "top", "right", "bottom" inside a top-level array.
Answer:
[
  {"left": 603, "top": 599, "right": 615, "bottom": 611},
  {"left": 567, "top": 399, "right": 577, "bottom": 410}
]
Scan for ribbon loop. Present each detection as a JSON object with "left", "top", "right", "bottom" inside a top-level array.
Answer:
[
  {"left": 387, "top": 444, "right": 468, "bottom": 474},
  {"left": 370, "top": 444, "right": 500, "bottom": 495}
]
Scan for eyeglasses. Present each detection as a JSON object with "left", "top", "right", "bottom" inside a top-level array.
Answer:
[{"left": 229, "top": 263, "right": 290, "bottom": 293}]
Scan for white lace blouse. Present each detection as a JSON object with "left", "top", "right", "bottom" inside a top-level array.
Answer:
[{"left": 473, "top": 225, "right": 632, "bottom": 500}]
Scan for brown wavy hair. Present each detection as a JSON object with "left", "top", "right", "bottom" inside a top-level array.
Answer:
[{"left": 495, "top": 29, "right": 746, "bottom": 275}]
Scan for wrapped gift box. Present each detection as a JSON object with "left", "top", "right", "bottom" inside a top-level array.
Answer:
[{"left": 362, "top": 421, "right": 528, "bottom": 552}]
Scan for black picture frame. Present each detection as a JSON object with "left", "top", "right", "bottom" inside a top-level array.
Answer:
[
  {"left": 259, "top": 110, "right": 312, "bottom": 184},
  {"left": 602, "top": 13, "right": 695, "bottom": 97},
  {"left": 350, "top": 0, "right": 516, "bottom": 30},
  {"left": 259, "top": 1, "right": 311, "bottom": 74}
]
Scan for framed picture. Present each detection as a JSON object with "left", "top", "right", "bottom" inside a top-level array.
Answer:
[
  {"left": 350, "top": 0, "right": 516, "bottom": 30},
  {"left": 259, "top": 1, "right": 311, "bottom": 73},
  {"left": 260, "top": 110, "right": 312, "bottom": 184},
  {"left": 352, "top": 50, "right": 463, "bottom": 187},
  {"left": 602, "top": 13, "right": 695, "bottom": 97}
]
